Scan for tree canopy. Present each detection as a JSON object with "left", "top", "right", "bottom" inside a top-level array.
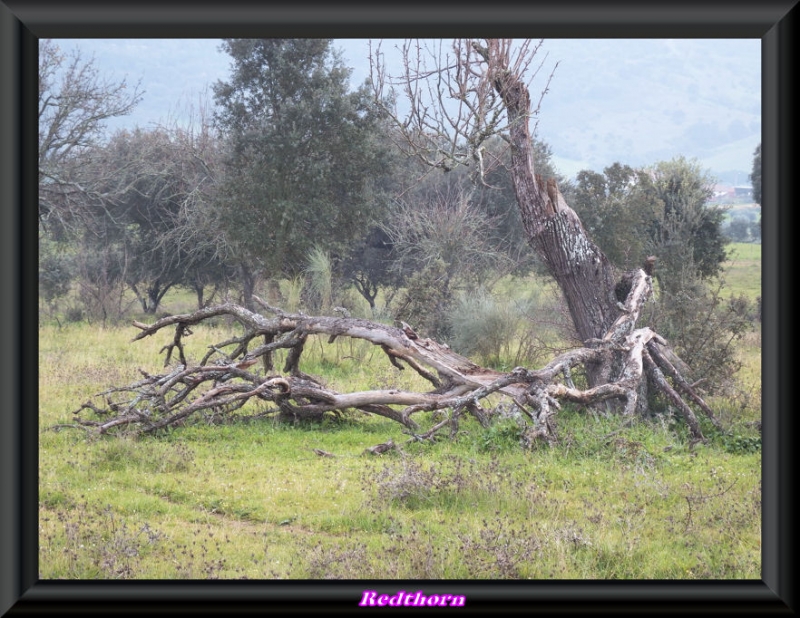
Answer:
[
  {"left": 86, "top": 126, "right": 228, "bottom": 313},
  {"left": 212, "top": 39, "right": 393, "bottom": 284},
  {"left": 750, "top": 142, "right": 761, "bottom": 205},
  {"left": 569, "top": 157, "right": 729, "bottom": 295},
  {"left": 640, "top": 157, "right": 728, "bottom": 292},
  {"left": 38, "top": 39, "right": 142, "bottom": 236}
]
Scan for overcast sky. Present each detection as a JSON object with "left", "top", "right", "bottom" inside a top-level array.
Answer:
[{"left": 51, "top": 38, "right": 761, "bottom": 184}]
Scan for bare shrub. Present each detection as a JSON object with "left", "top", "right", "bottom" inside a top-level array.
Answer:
[
  {"left": 448, "top": 289, "right": 538, "bottom": 368},
  {"left": 304, "top": 541, "right": 374, "bottom": 579}
]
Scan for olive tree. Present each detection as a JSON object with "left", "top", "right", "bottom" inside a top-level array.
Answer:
[{"left": 211, "top": 39, "right": 393, "bottom": 309}]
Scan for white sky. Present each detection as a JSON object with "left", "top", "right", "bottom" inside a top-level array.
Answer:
[{"left": 51, "top": 38, "right": 761, "bottom": 183}]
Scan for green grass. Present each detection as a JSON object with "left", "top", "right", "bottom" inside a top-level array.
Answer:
[
  {"left": 39, "top": 308, "right": 762, "bottom": 579},
  {"left": 38, "top": 255, "right": 762, "bottom": 580},
  {"left": 722, "top": 242, "right": 761, "bottom": 301},
  {"left": 39, "top": 412, "right": 761, "bottom": 579}
]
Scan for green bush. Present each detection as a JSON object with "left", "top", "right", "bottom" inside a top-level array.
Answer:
[{"left": 649, "top": 278, "right": 752, "bottom": 396}]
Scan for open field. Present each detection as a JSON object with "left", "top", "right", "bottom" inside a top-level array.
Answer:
[
  {"left": 722, "top": 241, "right": 761, "bottom": 301},
  {"left": 38, "top": 249, "right": 762, "bottom": 580}
]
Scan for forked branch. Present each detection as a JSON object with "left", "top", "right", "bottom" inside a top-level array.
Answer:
[{"left": 68, "top": 271, "right": 717, "bottom": 446}]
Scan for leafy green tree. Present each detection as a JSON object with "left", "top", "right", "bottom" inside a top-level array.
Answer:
[
  {"left": 570, "top": 157, "right": 728, "bottom": 296},
  {"left": 567, "top": 162, "right": 656, "bottom": 272},
  {"left": 38, "top": 236, "right": 75, "bottom": 305},
  {"left": 619, "top": 158, "right": 746, "bottom": 395},
  {"left": 84, "top": 126, "right": 229, "bottom": 314},
  {"left": 750, "top": 142, "right": 761, "bottom": 239},
  {"left": 340, "top": 226, "right": 402, "bottom": 313},
  {"left": 569, "top": 157, "right": 746, "bottom": 400},
  {"left": 639, "top": 157, "right": 728, "bottom": 294},
  {"left": 726, "top": 217, "right": 752, "bottom": 243},
  {"left": 649, "top": 278, "right": 752, "bottom": 397},
  {"left": 212, "top": 39, "right": 393, "bottom": 308},
  {"left": 750, "top": 142, "right": 761, "bottom": 205}
]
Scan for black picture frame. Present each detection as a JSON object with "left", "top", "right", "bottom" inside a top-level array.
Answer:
[{"left": 2, "top": 2, "right": 795, "bottom": 615}]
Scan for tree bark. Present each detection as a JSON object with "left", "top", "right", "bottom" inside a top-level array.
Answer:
[
  {"left": 488, "top": 40, "right": 619, "bottom": 352},
  {"left": 372, "top": 40, "right": 647, "bottom": 381},
  {"left": 239, "top": 260, "right": 257, "bottom": 311}
]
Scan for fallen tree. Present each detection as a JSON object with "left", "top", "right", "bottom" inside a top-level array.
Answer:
[
  {"left": 66, "top": 38, "right": 723, "bottom": 447},
  {"left": 69, "top": 272, "right": 720, "bottom": 446}
]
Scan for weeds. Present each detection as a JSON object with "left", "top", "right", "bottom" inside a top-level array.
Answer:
[
  {"left": 40, "top": 502, "right": 165, "bottom": 579},
  {"left": 39, "top": 432, "right": 760, "bottom": 579},
  {"left": 456, "top": 516, "right": 543, "bottom": 578},
  {"left": 304, "top": 541, "right": 373, "bottom": 579}
]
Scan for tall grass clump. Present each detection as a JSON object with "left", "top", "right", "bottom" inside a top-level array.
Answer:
[
  {"left": 304, "top": 245, "right": 334, "bottom": 312},
  {"left": 281, "top": 276, "right": 305, "bottom": 313}
]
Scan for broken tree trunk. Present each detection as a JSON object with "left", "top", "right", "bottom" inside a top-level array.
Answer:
[
  {"left": 69, "top": 273, "right": 720, "bottom": 446},
  {"left": 483, "top": 40, "right": 622, "bottom": 390},
  {"left": 372, "top": 39, "right": 693, "bottom": 404}
]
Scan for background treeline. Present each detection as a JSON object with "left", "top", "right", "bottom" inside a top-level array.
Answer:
[{"left": 39, "top": 38, "right": 761, "bottom": 389}]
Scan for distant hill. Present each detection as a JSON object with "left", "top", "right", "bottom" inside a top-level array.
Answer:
[{"left": 532, "top": 39, "right": 760, "bottom": 181}]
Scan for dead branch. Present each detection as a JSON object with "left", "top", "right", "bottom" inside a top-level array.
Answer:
[
  {"left": 66, "top": 269, "right": 717, "bottom": 446},
  {"left": 369, "top": 38, "right": 556, "bottom": 183}
]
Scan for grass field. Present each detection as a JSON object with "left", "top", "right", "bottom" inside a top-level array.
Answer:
[
  {"left": 722, "top": 242, "right": 761, "bottom": 302},
  {"left": 38, "top": 252, "right": 762, "bottom": 580}
]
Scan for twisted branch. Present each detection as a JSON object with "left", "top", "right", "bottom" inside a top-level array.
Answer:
[{"left": 70, "top": 271, "right": 715, "bottom": 445}]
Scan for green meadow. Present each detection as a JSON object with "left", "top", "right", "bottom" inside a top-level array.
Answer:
[
  {"left": 721, "top": 241, "right": 761, "bottom": 301},
  {"left": 38, "top": 246, "right": 762, "bottom": 580}
]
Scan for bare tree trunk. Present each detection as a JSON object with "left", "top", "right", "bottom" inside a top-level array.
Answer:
[
  {"left": 239, "top": 260, "right": 257, "bottom": 311},
  {"left": 193, "top": 281, "right": 205, "bottom": 310},
  {"left": 485, "top": 41, "right": 620, "bottom": 384}
]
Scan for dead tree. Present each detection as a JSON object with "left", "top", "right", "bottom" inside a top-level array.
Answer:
[
  {"left": 369, "top": 39, "right": 689, "bottom": 395},
  {"left": 69, "top": 278, "right": 719, "bottom": 445},
  {"left": 39, "top": 39, "right": 143, "bottom": 234},
  {"left": 66, "top": 39, "right": 722, "bottom": 447}
]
